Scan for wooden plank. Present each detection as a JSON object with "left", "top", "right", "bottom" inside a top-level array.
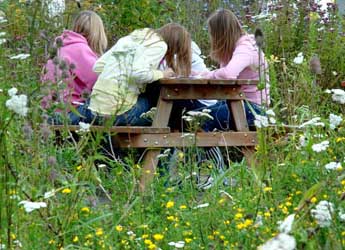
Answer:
[
  {"left": 228, "top": 100, "right": 256, "bottom": 167},
  {"left": 139, "top": 90, "right": 174, "bottom": 192},
  {"left": 49, "top": 125, "right": 170, "bottom": 134},
  {"left": 209, "top": 79, "right": 259, "bottom": 85},
  {"left": 229, "top": 100, "right": 249, "bottom": 131},
  {"left": 161, "top": 85, "right": 244, "bottom": 100},
  {"left": 160, "top": 78, "right": 258, "bottom": 85},
  {"left": 159, "top": 77, "right": 208, "bottom": 85},
  {"left": 115, "top": 132, "right": 257, "bottom": 148}
]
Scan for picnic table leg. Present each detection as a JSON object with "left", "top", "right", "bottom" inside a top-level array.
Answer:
[
  {"left": 228, "top": 100, "right": 256, "bottom": 167},
  {"left": 139, "top": 95, "right": 173, "bottom": 192}
]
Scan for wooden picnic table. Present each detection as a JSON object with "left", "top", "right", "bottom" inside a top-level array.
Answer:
[
  {"left": 133, "top": 78, "right": 259, "bottom": 192},
  {"left": 51, "top": 78, "right": 259, "bottom": 192}
]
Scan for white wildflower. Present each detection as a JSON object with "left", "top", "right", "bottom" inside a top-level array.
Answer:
[
  {"left": 299, "top": 117, "right": 324, "bottom": 128},
  {"left": 338, "top": 210, "right": 345, "bottom": 222},
  {"left": 5, "top": 93, "right": 28, "bottom": 117},
  {"left": 324, "top": 162, "right": 342, "bottom": 171},
  {"left": 310, "top": 200, "right": 334, "bottom": 228},
  {"left": 0, "top": 16, "right": 7, "bottom": 24},
  {"left": 140, "top": 107, "right": 157, "bottom": 120},
  {"left": 10, "top": 53, "right": 30, "bottom": 60},
  {"left": 0, "top": 39, "right": 5, "bottom": 45},
  {"left": 329, "top": 113, "right": 342, "bottom": 130},
  {"left": 332, "top": 71, "right": 338, "bottom": 76},
  {"left": 258, "top": 233, "right": 296, "bottom": 250},
  {"left": 19, "top": 200, "right": 47, "bottom": 213},
  {"left": 312, "top": 140, "right": 329, "bottom": 152},
  {"left": 127, "top": 231, "right": 135, "bottom": 236},
  {"left": 8, "top": 87, "right": 18, "bottom": 97},
  {"left": 255, "top": 215, "right": 264, "bottom": 227},
  {"left": 299, "top": 135, "right": 307, "bottom": 147},
  {"left": 193, "top": 203, "right": 209, "bottom": 209},
  {"left": 186, "top": 109, "right": 214, "bottom": 120},
  {"left": 46, "top": 0, "right": 65, "bottom": 18},
  {"left": 77, "top": 122, "right": 90, "bottom": 133},
  {"left": 44, "top": 189, "right": 56, "bottom": 199},
  {"left": 266, "top": 109, "right": 276, "bottom": 117},
  {"left": 254, "top": 115, "right": 269, "bottom": 128},
  {"left": 293, "top": 52, "right": 304, "bottom": 64},
  {"left": 168, "top": 241, "right": 185, "bottom": 248},
  {"left": 327, "top": 89, "right": 345, "bottom": 104},
  {"left": 13, "top": 240, "right": 22, "bottom": 248},
  {"left": 157, "top": 148, "right": 171, "bottom": 159},
  {"left": 269, "top": 117, "right": 276, "bottom": 124},
  {"left": 0, "top": 244, "right": 5, "bottom": 250},
  {"left": 278, "top": 214, "right": 295, "bottom": 234}
]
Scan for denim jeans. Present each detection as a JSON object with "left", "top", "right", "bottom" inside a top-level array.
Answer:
[
  {"left": 113, "top": 94, "right": 152, "bottom": 126},
  {"left": 48, "top": 101, "right": 97, "bottom": 125},
  {"left": 190, "top": 100, "right": 263, "bottom": 132}
]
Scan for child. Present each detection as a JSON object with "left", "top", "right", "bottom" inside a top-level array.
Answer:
[
  {"left": 42, "top": 10, "right": 107, "bottom": 124},
  {"left": 201, "top": 8, "right": 269, "bottom": 129},
  {"left": 88, "top": 23, "right": 191, "bottom": 126}
]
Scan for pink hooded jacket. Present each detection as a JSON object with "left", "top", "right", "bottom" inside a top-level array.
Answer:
[
  {"left": 42, "top": 30, "right": 98, "bottom": 109},
  {"left": 205, "top": 34, "right": 269, "bottom": 105}
]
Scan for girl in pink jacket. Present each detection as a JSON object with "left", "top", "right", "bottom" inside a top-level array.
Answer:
[
  {"left": 201, "top": 8, "right": 269, "bottom": 130},
  {"left": 42, "top": 10, "right": 107, "bottom": 125}
]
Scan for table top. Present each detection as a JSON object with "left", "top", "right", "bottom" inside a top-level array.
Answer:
[{"left": 159, "top": 77, "right": 259, "bottom": 85}]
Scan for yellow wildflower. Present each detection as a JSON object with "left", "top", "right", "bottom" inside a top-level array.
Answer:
[
  {"left": 310, "top": 197, "right": 317, "bottom": 203},
  {"left": 81, "top": 207, "right": 90, "bottom": 213},
  {"left": 180, "top": 205, "right": 187, "bottom": 209},
  {"left": 234, "top": 213, "right": 243, "bottom": 220},
  {"left": 167, "top": 215, "right": 175, "bottom": 221},
  {"left": 185, "top": 238, "right": 192, "bottom": 243},
  {"left": 115, "top": 225, "right": 123, "bottom": 232},
  {"left": 72, "top": 236, "right": 79, "bottom": 243},
  {"left": 166, "top": 201, "right": 174, "bottom": 208},
  {"left": 148, "top": 244, "right": 156, "bottom": 250},
  {"left": 144, "top": 239, "right": 153, "bottom": 245},
  {"left": 263, "top": 187, "right": 272, "bottom": 192},
  {"left": 76, "top": 165, "right": 82, "bottom": 171},
  {"left": 95, "top": 228, "right": 103, "bottom": 236},
  {"left": 61, "top": 188, "right": 71, "bottom": 194},
  {"left": 264, "top": 212, "right": 271, "bottom": 218},
  {"left": 141, "top": 234, "right": 149, "bottom": 239},
  {"left": 153, "top": 233, "right": 164, "bottom": 241}
]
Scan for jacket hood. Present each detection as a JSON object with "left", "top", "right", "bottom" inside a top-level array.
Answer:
[
  {"left": 236, "top": 34, "right": 256, "bottom": 47},
  {"left": 57, "top": 30, "right": 88, "bottom": 46},
  {"left": 130, "top": 28, "right": 161, "bottom": 43}
]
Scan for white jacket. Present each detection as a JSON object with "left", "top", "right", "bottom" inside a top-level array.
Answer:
[{"left": 89, "top": 28, "right": 167, "bottom": 116}]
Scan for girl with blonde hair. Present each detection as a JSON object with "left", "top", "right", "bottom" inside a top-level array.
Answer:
[
  {"left": 201, "top": 8, "right": 269, "bottom": 130},
  {"left": 42, "top": 10, "right": 107, "bottom": 124},
  {"left": 89, "top": 23, "right": 191, "bottom": 125}
]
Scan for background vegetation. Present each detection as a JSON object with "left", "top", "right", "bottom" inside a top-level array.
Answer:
[{"left": 1, "top": 0, "right": 345, "bottom": 249}]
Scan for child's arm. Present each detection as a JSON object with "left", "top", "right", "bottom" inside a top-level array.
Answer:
[
  {"left": 72, "top": 46, "right": 98, "bottom": 91},
  {"left": 206, "top": 50, "right": 253, "bottom": 79},
  {"left": 131, "top": 40, "right": 168, "bottom": 84}
]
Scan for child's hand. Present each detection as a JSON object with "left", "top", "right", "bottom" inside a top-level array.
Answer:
[{"left": 162, "top": 68, "right": 176, "bottom": 78}]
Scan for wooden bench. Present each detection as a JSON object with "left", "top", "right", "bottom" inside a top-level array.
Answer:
[{"left": 51, "top": 78, "right": 259, "bottom": 192}]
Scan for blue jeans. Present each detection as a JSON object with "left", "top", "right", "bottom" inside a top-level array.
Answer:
[
  {"left": 48, "top": 101, "right": 97, "bottom": 125},
  {"left": 113, "top": 94, "right": 152, "bottom": 126},
  {"left": 202, "top": 100, "right": 263, "bottom": 131}
]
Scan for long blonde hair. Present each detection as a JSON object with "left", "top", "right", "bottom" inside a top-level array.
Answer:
[
  {"left": 156, "top": 23, "right": 191, "bottom": 77},
  {"left": 72, "top": 10, "right": 108, "bottom": 55},
  {"left": 208, "top": 9, "right": 244, "bottom": 64}
]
